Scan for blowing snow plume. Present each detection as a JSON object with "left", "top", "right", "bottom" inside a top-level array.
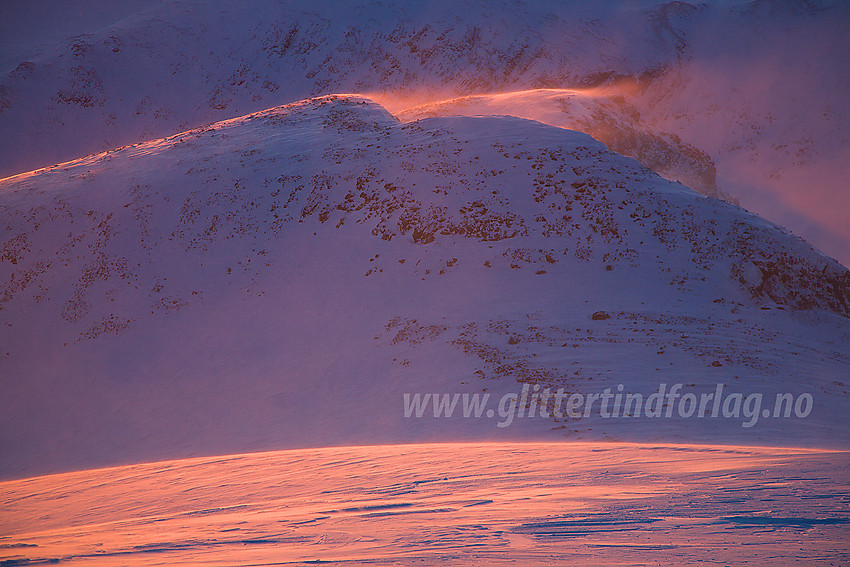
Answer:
[{"left": 391, "top": 88, "right": 724, "bottom": 200}]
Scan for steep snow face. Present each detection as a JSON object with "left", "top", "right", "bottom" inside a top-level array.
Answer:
[
  {"left": 1, "top": 96, "right": 848, "bottom": 478},
  {"left": 395, "top": 88, "right": 722, "bottom": 199}
]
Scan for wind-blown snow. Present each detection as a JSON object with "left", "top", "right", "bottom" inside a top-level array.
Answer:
[
  {"left": 1, "top": 443, "right": 848, "bottom": 566},
  {"left": 394, "top": 88, "right": 723, "bottom": 199}
]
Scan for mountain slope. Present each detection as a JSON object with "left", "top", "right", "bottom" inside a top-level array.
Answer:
[{"left": 1, "top": 95, "right": 848, "bottom": 479}]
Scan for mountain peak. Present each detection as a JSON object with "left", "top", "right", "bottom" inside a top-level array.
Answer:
[{"left": 1, "top": 94, "right": 848, "bottom": 477}]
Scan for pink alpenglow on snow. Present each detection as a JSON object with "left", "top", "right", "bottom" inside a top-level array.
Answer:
[{"left": 0, "top": 1, "right": 848, "bottom": 565}]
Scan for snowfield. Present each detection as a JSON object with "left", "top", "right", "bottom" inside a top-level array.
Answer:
[{"left": 1, "top": 443, "right": 848, "bottom": 565}]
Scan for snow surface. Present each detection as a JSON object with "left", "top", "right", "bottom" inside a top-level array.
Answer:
[{"left": 1, "top": 443, "right": 848, "bottom": 565}]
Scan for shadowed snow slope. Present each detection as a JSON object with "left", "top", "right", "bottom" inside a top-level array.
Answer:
[{"left": 1, "top": 95, "right": 848, "bottom": 479}]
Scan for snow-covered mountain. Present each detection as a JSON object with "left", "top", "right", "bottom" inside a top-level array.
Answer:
[
  {"left": 1, "top": 95, "right": 848, "bottom": 479},
  {"left": 3, "top": 4, "right": 849, "bottom": 565},
  {"left": 1, "top": 0, "right": 847, "bottom": 264}
]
